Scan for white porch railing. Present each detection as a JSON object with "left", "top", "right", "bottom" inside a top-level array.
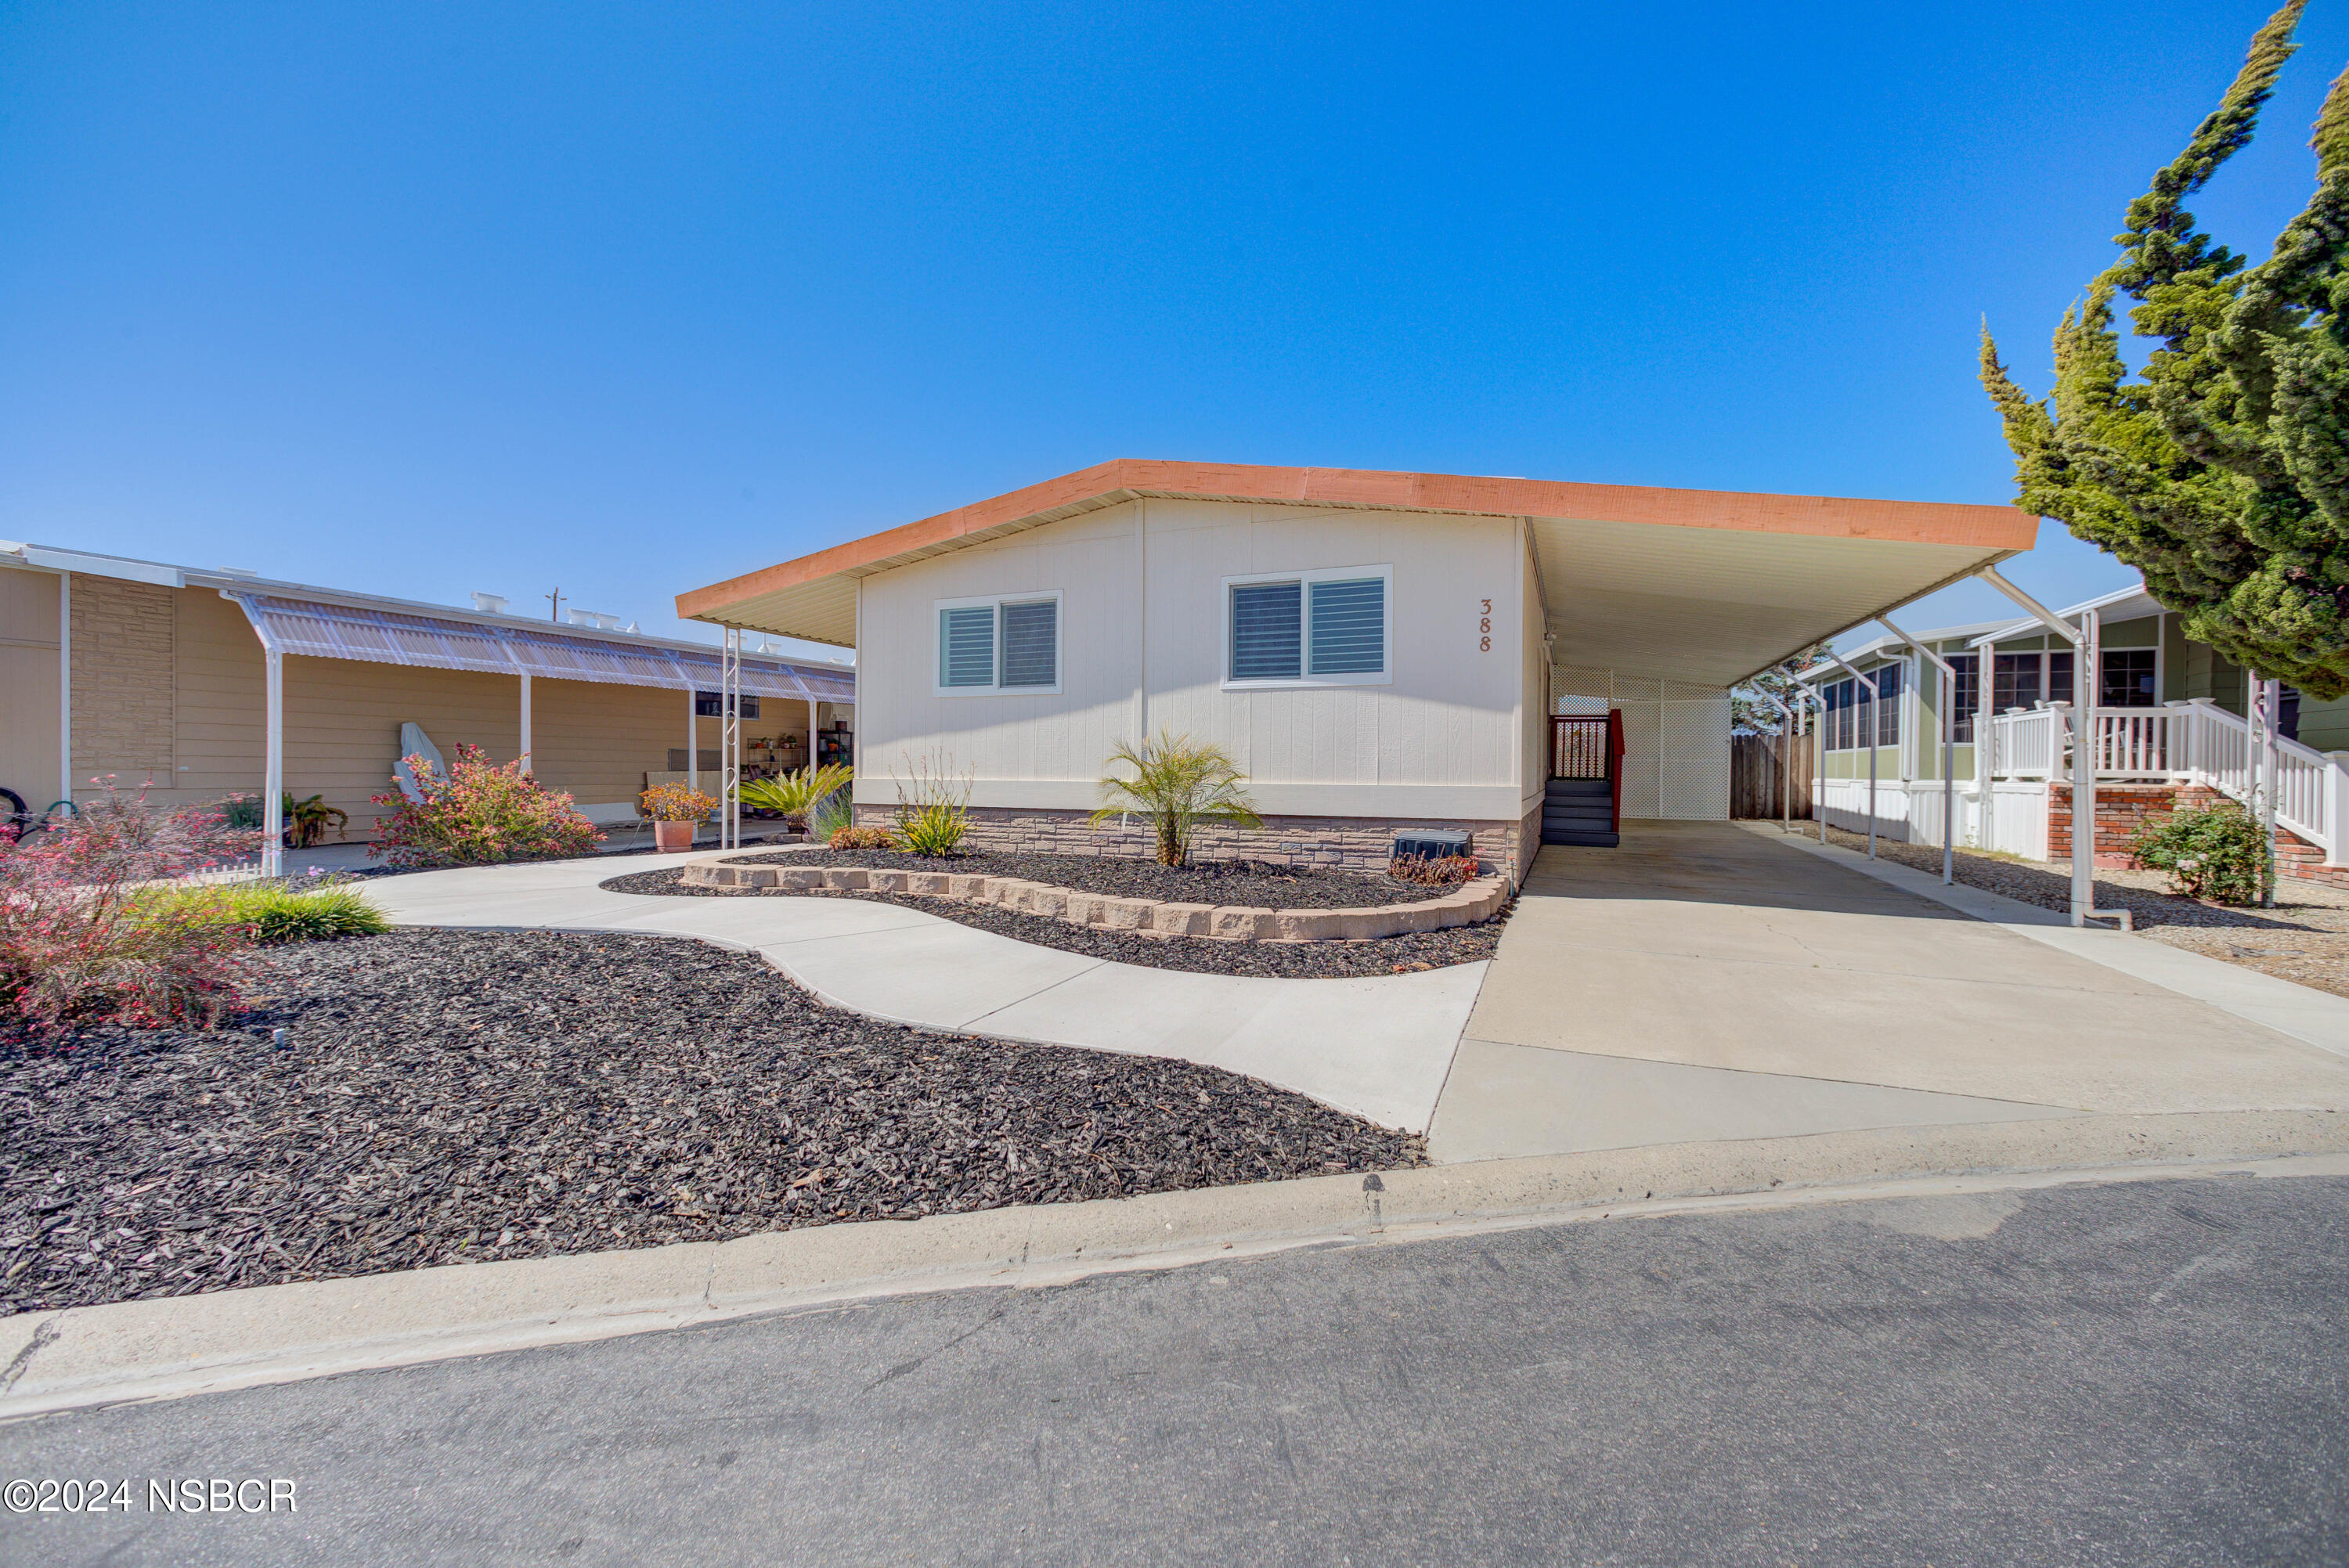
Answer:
[{"left": 1983, "top": 697, "right": 2349, "bottom": 862}]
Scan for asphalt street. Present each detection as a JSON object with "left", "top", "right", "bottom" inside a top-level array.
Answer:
[{"left": 2, "top": 1171, "right": 2345, "bottom": 1566}]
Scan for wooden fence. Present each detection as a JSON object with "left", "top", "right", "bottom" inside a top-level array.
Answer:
[{"left": 1730, "top": 731, "right": 1814, "bottom": 820}]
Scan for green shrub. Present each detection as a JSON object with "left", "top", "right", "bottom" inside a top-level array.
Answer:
[
  {"left": 808, "top": 787, "right": 853, "bottom": 843},
  {"left": 135, "top": 878, "right": 393, "bottom": 945},
  {"left": 2132, "top": 798, "right": 2271, "bottom": 904},
  {"left": 889, "top": 751, "right": 971, "bottom": 856},
  {"left": 739, "top": 764, "right": 854, "bottom": 830}
]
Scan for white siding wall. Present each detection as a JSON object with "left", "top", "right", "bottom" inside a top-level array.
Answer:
[{"left": 853, "top": 499, "right": 1528, "bottom": 818}]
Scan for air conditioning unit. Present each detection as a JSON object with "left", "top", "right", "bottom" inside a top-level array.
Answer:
[{"left": 472, "top": 592, "right": 510, "bottom": 615}]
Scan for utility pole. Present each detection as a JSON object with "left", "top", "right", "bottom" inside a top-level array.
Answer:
[{"left": 546, "top": 588, "right": 563, "bottom": 624}]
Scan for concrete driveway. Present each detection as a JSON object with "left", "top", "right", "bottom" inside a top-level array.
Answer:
[{"left": 1428, "top": 821, "right": 2349, "bottom": 1161}]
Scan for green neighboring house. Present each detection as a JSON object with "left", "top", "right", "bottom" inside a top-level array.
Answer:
[{"left": 1796, "top": 582, "right": 2349, "bottom": 880}]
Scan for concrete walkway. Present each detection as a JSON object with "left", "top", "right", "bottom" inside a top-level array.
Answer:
[
  {"left": 367, "top": 853, "right": 1483, "bottom": 1134},
  {"left": 1428, "top": 821, "right": 2349, "bottom": 1161}
]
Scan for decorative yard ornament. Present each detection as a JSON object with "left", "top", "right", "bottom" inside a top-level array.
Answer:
[{"left": 1981, "top": 0, "right": 2349, "bottom": 698}]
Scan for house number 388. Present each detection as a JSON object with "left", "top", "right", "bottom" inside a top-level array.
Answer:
[{"left": 1479, "top": 599, "right": 1492, "bottom": 653}]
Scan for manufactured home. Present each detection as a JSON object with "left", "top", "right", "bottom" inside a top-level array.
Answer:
[
  {"left": 0, "top": 541, "right": 854, "bottom": 843},
  {"left": 677, "top": 460, "right": 2035, "bottom": 881},
  {"left": 1804, "top": 580, "right": 2349, "bottom": 885}
]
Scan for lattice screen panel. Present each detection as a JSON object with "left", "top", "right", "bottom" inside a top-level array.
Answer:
[{"left": 1553, "top": 666, "right": 1732, "bottom": 820}]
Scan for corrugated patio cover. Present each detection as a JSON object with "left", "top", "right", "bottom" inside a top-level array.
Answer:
[{"left": 231, "top": 593, "right": 852, "bottom": 702}]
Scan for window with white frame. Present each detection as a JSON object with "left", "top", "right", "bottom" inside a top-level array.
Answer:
[
  {"left": 1225, "top": 566, "right": 1391, "bottom": 686},
  {"left": 1874, "top": 661, "right": 1903, "bottom": 748},
  {"left": 934, "top": 592, "right": 1061, "bottom": 694}
]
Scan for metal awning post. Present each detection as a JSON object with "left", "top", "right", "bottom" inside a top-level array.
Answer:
[
  {"left": 1790, "top": 679, "right": 1828, "bottom": 842},
  {"left": 722, "top": 626, "right": 742, "bottom": 850},
  {"left": 518, "top": 670, "right": 532, "bottom": 777},
  {"left": 2260, "top": 677, "right": 2281, "bottom": 908},
  {"left": 1827, "top": 654, "right": 1882, "bottom": 859},
  {"left": 1879, "top": 615, "right": 1958, "bottom": 885},
  {"left": 1972, "top": 568, "right": 2127, "bottom": 930},
  {"left": 687, "top": 687, "right": 698, "bottom": 798}
]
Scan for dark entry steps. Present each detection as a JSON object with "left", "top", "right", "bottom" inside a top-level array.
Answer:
[{"left": 1542, "top": 777, "right": 1618, "bottom": 848}]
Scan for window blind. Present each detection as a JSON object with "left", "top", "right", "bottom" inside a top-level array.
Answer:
[
  {"left": 1000, "top": 599, "right": 1057, "bottom": 687},
  {"left": 939, "top": 605, "right": 995, "bottom": 688},
  {"left": 1308, "top": 578, "right": 1384, "bottom": 675},
  {"left": 1230, "top": 582, "right": 1302, "bottom": 680}
]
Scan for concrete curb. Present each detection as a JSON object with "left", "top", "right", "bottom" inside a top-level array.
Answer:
[
  {"left": 684, "top": 855, "right": 1510, "bottom": 941},
  {"left": 5, "top": 1107, "right": 2343, "bottom": 1422},
  {"left": 1737, "top": 822, "right": 2349, "bottom": 1060}
]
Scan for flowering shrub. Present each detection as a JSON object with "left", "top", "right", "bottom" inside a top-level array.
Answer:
[
  {"left": 828, "top": 825, "right": 897, "bottom": 850},
  {"left": 370, "top": 746, "right": 604, "bottom": 869},
  {"left": 640, "top": 782, "right": 716, "bottom": 823},
  {"left": 1387, "top": 853, "right": 1479, "bottom": 887},
  {"left": 2132, "top": 798, "right": 2271, "bottom": 904},
  {"left": 0, "top": 778, "right": 265, "bottom": 1030}
]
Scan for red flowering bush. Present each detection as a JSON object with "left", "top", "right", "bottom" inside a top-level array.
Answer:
[
  {"left": 0, "top": 778, "right": 267, "bottom": 1031},
  {"left": 370, "top": 746, "right": 604, "bottom": 869},
  {"left": 1386, "top": 852, "right": 1479, "bottom": 887}
]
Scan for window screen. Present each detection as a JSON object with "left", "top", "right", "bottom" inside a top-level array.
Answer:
[
  {"left": 2099, "top": 649, "right": 2156, "bottom": 708},
  {"left": 1992, "top": 652, "right": 2041, "bottom": 713},
  {"left": 1231, "top": 582, "right": 1302, "bottom": 680},
  {"left": 1307, "top": 578, "right": 1384, "bottom": 675},
  {"left": 2049, "top": 650, "right": 2074, "bottom": 705},
  {"left": 1000, "top": 599, "right": 1057, "bottom": 687},
  {"left": 1948, "top": 654, "right": 1979, "bottom": 742},
  {"left": 1875, "top": 663, "right": 1902, "bottom": 748},
  {"left": 939, "top": 605, "right": 995, "bottom": 688}
]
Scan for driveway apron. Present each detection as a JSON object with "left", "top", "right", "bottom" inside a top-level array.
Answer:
[{"left": 1429, "top": 821, "right": 2349, "bottom": 1162}]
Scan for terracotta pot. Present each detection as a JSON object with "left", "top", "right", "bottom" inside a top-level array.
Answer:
[{"left": 653, "top": 819, "right": 697, "bottom": 852}]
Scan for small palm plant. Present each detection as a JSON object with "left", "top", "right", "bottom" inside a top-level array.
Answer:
[
  {"left": 1090, "top": 731, "right": 1261, "bottom": 867},
  {"left": 738, "top": 764, "right": 854, "bottom": 831}
]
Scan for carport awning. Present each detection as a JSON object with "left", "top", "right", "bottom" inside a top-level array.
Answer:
[
  {"left": 232, "top": 594, "right": 855, "bottom": 704},
  {"left": 1527, "top": 514, "right": 2022, "bottom": 689}
]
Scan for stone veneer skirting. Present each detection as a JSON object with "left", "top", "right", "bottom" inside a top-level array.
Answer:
[
  {"left": 849, "top": 805, "right": 1536, "bottom": 886},
  {"left": 681, "top": 856, "right": 1512, "bottom": 941}
]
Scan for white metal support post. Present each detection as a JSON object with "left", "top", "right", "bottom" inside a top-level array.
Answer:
[
  {"left": 56, "top": 571, "right": 71, "bottom": 811},
  {"left": 1753, "top": 690, "right": 1795, "bottom": 831},
  {"left": 1975, "top": 567, "right": 2128, "bottom": 929},
  {"left": 262, "top": 647, "right": 284, "bottom": 880},
  {"left": 1827, "top": 654, "right": 1881, "bottom": 859},
  {"left": 1881, "top": 615, "right": 1958, "bottom": 885},
  {"left": 2260, "top": 676, "right": 2281, "bottom": 907},
  {"left": 721, "top": 626, "right": 742, "bottom": 850},
  {"left": 1791, "top": 679, "right": 1828, "bottom": 843},
  {"left": 686, "top": 687, "right": 698, "bottom": 798},
  {"left": 518, "top": 671, "right": 532, "bottom": 776}
]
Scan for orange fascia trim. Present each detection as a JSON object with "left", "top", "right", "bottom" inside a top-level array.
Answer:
[{"left": 676, "top": 459, "right": 2037, "bottom": 621}]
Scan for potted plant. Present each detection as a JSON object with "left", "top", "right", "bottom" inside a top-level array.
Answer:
[{"left": 640, "top": 782, "right": 716, "bottom": 852}]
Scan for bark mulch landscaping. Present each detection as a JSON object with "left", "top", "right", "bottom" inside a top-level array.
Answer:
[
  {"left": 0, "top": 930, "right": 1422, "bottom": 1317},
  {"left": 723, "top": 847, "right": 1461, "bottom": 907},
  {"left": 599, "top": 865, "right": 1511, "bottom": 977},
  {"left": 1814, "top": 824, "right": 2349, "bottom": 1002}
]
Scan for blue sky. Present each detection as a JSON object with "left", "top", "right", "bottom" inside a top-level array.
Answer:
[{"left": 4, "top": 1, "right": 2345, "bottom": 658}]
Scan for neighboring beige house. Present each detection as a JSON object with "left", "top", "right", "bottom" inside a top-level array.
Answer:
[
  {"left": 0, "top": 541, "right": 853, "bottom": 844},
  {"left": 673, "top": 460, "right": 2034, "bottom": 882}
]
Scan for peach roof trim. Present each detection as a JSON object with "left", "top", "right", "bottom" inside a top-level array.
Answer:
[{"left": 676, "top": 459, "right": 2036, "bottom": 623}]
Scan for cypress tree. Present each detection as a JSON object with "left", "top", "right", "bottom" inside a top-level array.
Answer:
[{"left": 1982, "top": 1, "right": 2349, "bottom": 697}]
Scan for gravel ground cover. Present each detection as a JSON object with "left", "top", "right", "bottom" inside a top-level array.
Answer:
[
  {"left": 599, "top": 866, "right": 1510, "bottom": 976},
  {"left": 0, "top": 931, "right": 1421, "bottom": 1316},
  {"left": 723, "top": 847, "right": 1460, "bottom": 907},
  {"left": 1809, "top": 824, "right": 2349, "bottom": 1001}
]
